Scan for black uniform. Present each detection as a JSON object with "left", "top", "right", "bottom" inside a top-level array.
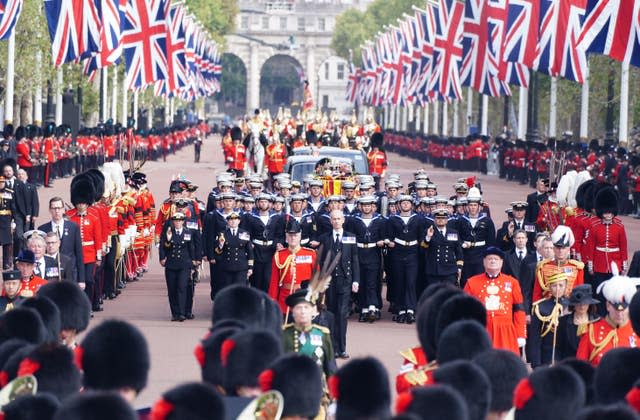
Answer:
[
  {"left": 526, "top": 191, "right": 548, "bottom": 224},
  {"left": 213, "top": 227, "right": 254, "bottom": 295},
  {"left": 241, "top": 211, "right": 278, "bottom": 292},
  {"left": 528, "top": 298, "right": 567, "bottom": 367},
  {"left": 273, "top": 212, "right": 315, "bottom": 248},
  {"left": 424, "top": 226, "right": 463, "bottom": 286},
  {"left": 459, "top": 214, "right": 496, "bottom": 287},
  {"left": 349, "top": 213, "right": 386, "bottom": 313},
  {"left": 495, "top": 219, "right": 537, "bottom": 252},
  {"left": 159, "top": 225, "right": 197, "bottom": 320},
  {"left": 385, "top": 213, "right": 426, "bottom": 320},
  {"left": 0, "top": 295, "right": 23, "bottom": 312},
  {"left": 0, "top": 187, "right": 16, "bottom": 269}
]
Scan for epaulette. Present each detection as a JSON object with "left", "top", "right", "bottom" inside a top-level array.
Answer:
[
  {"left": 532, "top": 298, "right": 548, "bottom": 307},
  {"left": 537, "top": 258, "right": 552, "bottom": 269},
  {"left": 301, "top": 246, "right": 316, "bottom": 252},
  {"left": 282, "top": 323, "right": 294, "bottom": 330},
  {"left": 399, "top": 348, "right": 418, "bottom": 366},
  {"left": 568, "top": 259, "right": 585, "bottom": 270},
  {"left": 312, "top": 324, "right": 330, "bottom": 334}
]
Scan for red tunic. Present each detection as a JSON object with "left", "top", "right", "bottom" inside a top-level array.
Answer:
[
  {"left": 66, "top": 209, "right": 102, "bottom": 264},
  {"left": 395, "top": 346, "right": 430, "bottom": 393},
  {"left": 533, "top": 259, "right": 584, "bottom": 302},
  {"left": 576, "top": 318, "right": 637, "bottom": 366},
  {"left": 265, "top": 143, "right": 286, "bottom": 174},
  {"left": 583, "top": 219, "right": 628, "bottom": 274},
  {"left": 228, "top": 144, "right": 247, "bottom": 171},
  {"left": 269, "top": 247, "right": 316, "bottom": 312},
  {"left": 464, "top": 272, "right": 526, "bottom": 354},
  {"left": 19, "top": 276, "right": 48, "bottom": 298},
  {"left": 367, "top": 150, "right": 388, "bottom": 177},
  {"left": 16, "top": 142, "right": 32, "bottom": 168}
]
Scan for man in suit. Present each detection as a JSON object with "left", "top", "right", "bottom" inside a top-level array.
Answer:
[
  {"left": 627, "top": 250, "right": 640, "bottom": 277},
  {"left": 38, "top": 196, "right": 85, "bottom": 287},
  {"left": 3, "top": 163, "right": 29, "bottom": 258},
  {"left": 25, "top": 232, "right": 56, "bottom": 281},
  {"left": 44, "top": 231, "right": 77, "bottom": 283},
  {"left": 318, "top": 210, "right": 360, "bottom": 359},
  {"left": 159, "top": 212, "right": 198, "bottom": 322},
  {"left": 526, "top": 178, "right": 549, "bottom": 223},
  {"left": 17, "top": 169, "right": 39, "bottom": 230},
  {"left": 503, "top": 230, "right": 537, "bottom": 283}
]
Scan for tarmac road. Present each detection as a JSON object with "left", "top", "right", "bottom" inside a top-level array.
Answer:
[{"left": 35, "top": 134, "right": 640, "bottom": 408}]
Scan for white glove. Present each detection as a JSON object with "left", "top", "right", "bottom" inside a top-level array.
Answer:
[
  {"left": 517, "top": 338, "right": 526, "bottom": 348},
  {"left": 143, "top": 228, "right": 150, "bottom": 237},
  {"left": 119, "top": 234, "right": 128, "bottom": 250}
]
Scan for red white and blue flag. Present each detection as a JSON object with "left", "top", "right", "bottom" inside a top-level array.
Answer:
[
  {"left": 121, "top": 0, "right": 169, "bottom": 90},
  {"left": 44, "top": 0, "right": 102, "bottom": 67},
  {"left": 0, "top": 0, "right": 22, "bottom": 40},
  {"left": 412, "top": 5, "right": 437, "bottom": 104},
  {"left": 346, "top": 61, "right": 361, "bottom": 104},
  {"left": 429, "top": 0, "right": 465, "bottom": 100},
  {"left": 163, "top": 3, "right": 187, "bottom": 95},
  {"left": 577, "top": 0, "right": 640, "bottom": 67},
  {"left": 533, "top": 0, "right": 588, "bottom": 83}
]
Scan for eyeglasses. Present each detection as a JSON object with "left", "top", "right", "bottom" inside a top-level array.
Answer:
[{"left": 49, "top": 207, "right": 64, "bottom": 210}]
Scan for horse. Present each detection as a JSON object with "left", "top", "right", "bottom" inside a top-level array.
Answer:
[{"left": 243, "top": 127, "right": 268, "bottom": 177}]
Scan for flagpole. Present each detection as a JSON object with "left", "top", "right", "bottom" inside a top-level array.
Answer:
[
  {"left": 549, "top": 77, "right": 557, "bottom": 138},
  {"left": 133, "top": 90, "right": 139, "bottom": 128},
  {"left": 432, "top": 100, "right": 439, "bottom": 135},
  {"left": 466, "top": 88, "right": 473, "bottom": 134},
  {"left": 121, "top": 85, "right": 128, "bottom": 126},
  {"left": 442, "top": 101, "right": 448, "bottom": 136},
  {"left": 101, "top": 68, "right": 109, "bottom": 122},
  {"left": 34, "top": 51, "right": 43, "bottom": 126},
  {"left": 4, "top": 31, "right": 15, "bottom": 126},
  {"left": 111, "top": 69, "right": 118, "bottom": 122},
  {"left": 619, "top": 61, "right": 630, "bottom": 146},
  {"left": 415, "top": 104, "right": 421, "bottom": 134},
  {"left": 481, "top": 94, "right": 488, "bottom": 135},
  {"left": 423, "top": 103, "right": 429, "bottom": 134},
  {"left": 518, "top": 86, "right": 527, "bottom": 140},
  {"left": 579, "top": 66, "right": 589, "bottom": 142},
  {"left": 453, "top": 100, "right": 459, "bottom": 136},
  {"left": 396, "top": 105, "right": 401, "bottom": 131},
  {"left": 55, "top": 67, "right": 63, "bottom": 126},
  {"left": 164, "top": 96, "right": 170, "bottom": 126},
  {"left": 169, "top": 97, "right": 175, "bottom": 125}
]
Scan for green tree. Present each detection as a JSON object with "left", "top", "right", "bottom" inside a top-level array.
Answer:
[{"left": 186, "top": 0, "right": 238, "bottom": 47}]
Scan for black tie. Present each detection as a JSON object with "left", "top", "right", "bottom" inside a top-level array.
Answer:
[
  {"left": 518, "top": 251, "right": 523, "bottom": 261},
  {"left": 35, "top": 262, "right": 41, "bottom": 276},
  {"left": 335, "top": 233, "right": 340, "bottom": 245}
]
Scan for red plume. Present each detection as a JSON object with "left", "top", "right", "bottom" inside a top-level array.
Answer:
[
  {"left": 395, "top": 391, "right": 414, "bottom": 414},
  {"left": 513, "top": 378, "right": 535, "bottom": 410},
  {"left": 150, "top": 398, "right": 174, "bottom": 420},
  {"left": 193, "top": 344, "right": 205, "bottom": 368},
  {"left": 220, "top": 339, "right": 236, "bottom": 367},
  {"left": 258, "top": 369, "right": 274, "bottom": 392},
  {"left": 17, "top": 358, "right": 40, "bottom": 377},
  {"left": 74, "top": 346, "right": 84, "bottom": 370},
  {"left": 0, "top": 371, "right": 8, "bottom": 387},
  {"left": 626, "top": 386, "right": 640, "bottom": 413},
  {"left": 327, "top": 375, "right": 339, "bottom": 400},
  {"left": 466, "top": 176, "right": 476, "bottom": 188}
]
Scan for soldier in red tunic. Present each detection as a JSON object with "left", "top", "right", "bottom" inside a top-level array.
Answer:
[
  {"left": 265, "top": 136, "right": 287, "bottom": 187},
  {"left": 464, "top": 246, "right": 527, "bottom": 355},
  {"left": 15, "top": 249, "right": 47, "bottom": 298},
  {"left": 269, "top": 219, "right": 317, "bottom": 313},
  {"left": 227, "top": 127, "right": 246, "bottom": 176},
  {"left": 367, "top": 133, "right": 387, "bottom": 191},
  {"left": 576, "top": 275, "right": 639, "bottom": 366},
  {"left": 583, "top": 185, "right": 628, "bottom": 314}
]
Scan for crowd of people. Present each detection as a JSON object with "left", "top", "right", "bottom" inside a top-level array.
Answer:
[{"left": 0, "top": 111, "right": 636, "bottom": 419}]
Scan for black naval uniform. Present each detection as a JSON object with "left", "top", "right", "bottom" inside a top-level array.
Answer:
[
  {"left": 349, "top": 213, "right": 386, "bottom": 314},
  {"left": 159, "top": 224, "right": 197, "bottom": 321},
  {"left": 213, "top": 227, "right": 254, "bottom": 293},
  {"left": 241, "top": 211, "right": 278, "bottom": 292},
  {"left": 459, "top": 214, "right": 496, "bottom": 287},
  {"left": 424, "top": 226, "right": 463, "bottom": 286},
  {"left": 0, "top": 186, "right": 16, "bottom": 269}
]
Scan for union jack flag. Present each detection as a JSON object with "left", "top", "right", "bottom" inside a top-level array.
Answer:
[
  {"left": 163, "top": 3, "right": 187, "bottom": 96},
  {"left": 461, "top": 0, "right": 511, "bottom": 97},
  {"left": 577, "top": 0, "right": 640, "bottom": 67},
  {"left": 359, "top": 43, "right": 375, "bottom": 105},
  {"left": 429, "top": 0, "right": 465, "bottom": 100},
  {"left": 499, "top": 0, "right": 539, "bottom": 87},
  {"left": 44, "top": 0, "right": 102, "bottom": 67},
  {"left": 412, "top": 5, "right": 437, "bottom": 105},
  {"left": 0, "top": 0, "right": 22, "bottom": 40},
  {"left": 534, "top": 0, "right": 588, "bottom": 83},
  {"left": 121, "top": 0, "right": 169, "bottom": 90},
  {"left": 82, "top": 0, "right": 126, "bottom": 78},
  {"left": 345, "top": 61, "right": 361, "bottom": 104}
]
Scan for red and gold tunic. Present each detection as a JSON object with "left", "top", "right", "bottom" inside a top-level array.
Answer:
[
  {"left": 367, "top": 149, "right": 388, "bottom": 177},
  {"left": 395, "top": 346, "right": 429, "bottom": 393},
  {"left": 464, "top": 272, "right": 526, "bottom": 354},
  {"left": 67, "top": 209, "right": 103, "bottom": 264},
  {"left": 19, "top": 276, "right": 48, "bottom": 298},
  {"left": 269, "top": 246, "right": 316, "bottom": 312},
  {"left": 533, "top": 258, "right": 584, "bottom": 302},
  {"left": 576, "top": 318, "right": 637, "bottom": 366},
  {"left": 265, "top": 143, "right": 287, "bottom": 174},
  {"left": 228, "top": 143, "right": 247, "bottom": 172},
  {"left": 583, "top": 219, "right": 628, "bottom": 274}
]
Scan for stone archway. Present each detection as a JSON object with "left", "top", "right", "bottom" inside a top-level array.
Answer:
[
  {"left": 259, "top": 54, "right": 305, "bottom": 116},
  {"left": 217, "top": 53, "right": 247, "bottom": 117}
]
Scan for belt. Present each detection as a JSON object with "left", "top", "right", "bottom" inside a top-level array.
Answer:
[
  {"left": 471, "top": 241, "right": 486, "bottom": 247},
  {"left": 394, "top": 238, "right": 418, "bottom": 247},
  {"left": 301, "top": 238, "right": 310, "bottom": 245},
  {"left": 357, "top": 242, "right": 378, "bottom": 249},
  {"left": 82, "top": 241, "right": 95, "bottom": 246},
  {"left": 252, "top": 239, "right": 273, "bottom": 246},
  {"left": 596, "top": 246, "right": 620, "bottom": 252},
  {"left": 0, "top": 210, "right": 10, "bottom": 215}
]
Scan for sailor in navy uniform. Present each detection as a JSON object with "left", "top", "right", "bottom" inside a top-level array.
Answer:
[
  {"left": 273, "top": 194, "right": 315, "bottom": 248},
  {"left": 459, "top": 190, "right": 496, "bottom": 287},
  {"left": 159, "top": 212, "right": 198, "bottom": 322},
  {"left": 424, "top": 208, "right": 464, "bottom": 286},
  {"left": 349, "top": 195, "right": 386, "bottom": 322},
  {"left": 240, "top": 193, "right": 278, "bottom": 292},
  {"left": 213, "top": 212, "right": 254, "bottom": 294}
]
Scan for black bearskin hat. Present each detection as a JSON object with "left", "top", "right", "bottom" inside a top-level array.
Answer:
[
  {"left": 150, "top": 382, "right": 225, "bottom": 420},
  {"left": 474, "top": 349, "right": 528, "bottom": 413},
  {"left": 594, "top": 185, "right": 619, "bottom": 217},
  {"left": 19, "top": 296, "right": 61, "bottom": 344},
  {"left": 333, "top": 357, "right": 391, "bottom": 420},
  {"left": 37, "top": 281, "right": 91, "bottom": 333},
  {"left": 52, "top": 391, "right": 138, "bottom": 420}
]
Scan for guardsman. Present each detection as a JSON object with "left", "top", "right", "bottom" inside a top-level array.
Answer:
[
  {"left": 464, "top": 246, "right": 527, "bottom": 355},
  {"left": 459, "top": 188, "right": 496, "bottom": 286},
  {"left": 159, "top": 212, "right": 198, "bottom": 322},
  {"left": 385, "top": 195, "right": 426, "bottom": 324},
  {"left": 274, "top": 194, "right": 315, "bottom": 248},
  {"left": 583, "top": 185, "right": 628, "bottom": 311},
  {"left": 533, "top": 225, "right": 584, "bottom": 302},
  {"left": 265, "top": 136, "right": 287, "bottom": 186},
  {"left": 15, "top": 126, "right": 34, "bottom": 182},
  {"left": 228, "top": 127, "right": 247, "bottom": 176},
  {"left": 349, "top": 195, "right": 386, "bottom": 322},
  {"left": 576, "top": 275, "right": 638, "bottom": 366},
  {"left": 0, "top": 176, "right": 14, "bottom": 269},
  {"left": 67, "top": 175, "right": 103, "bottom": 311},
  {"left": 15, "top": 249, "right": 47, "bottom": 298},
  {"left": 282, "top": 287, "right": 337, "bottom": 379},
  {"left": 367, "top": 133, "right": 387, "bottom": 191},
  {"left": 528, "top": 272, "right": 570, "bottom": 367},
  {"left": 241, "top": 193, "right": 277, "bottom": 292},
  {"left": 212, "top": 212, "right": 253, "bottom": 293},
  {"left": 536, "top": 183, "right": 562, "bottom": 232},
  {"left": 0, "top": 269, "right": 23, "bottom": 311},
  {"left": 154, "top": 180, "right": 186, "bottom": 243},
  {"left": 42, "top": 122, "right": 56, "bottom": 187},
  {"left": 269, "top": 219, "right": 317, "bottom": 312},
  {"left": 424, "top": 208, "right": 463, "bottom": 287}
]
